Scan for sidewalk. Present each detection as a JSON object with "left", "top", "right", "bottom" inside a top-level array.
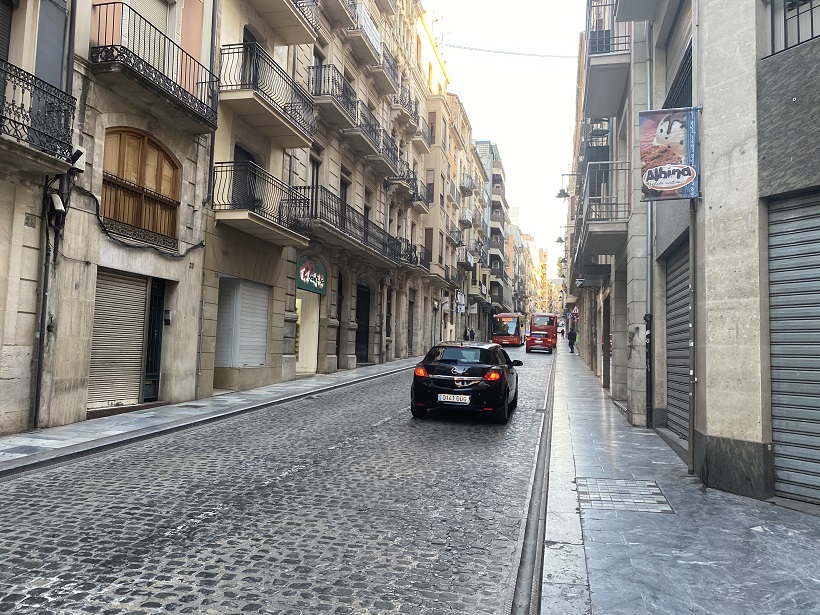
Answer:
[
  {"left": 0, "top": 357, "right": 420, "bottom": 478},
  {"left": 542, "top": 351, "right": 820, "bottom": 615}
]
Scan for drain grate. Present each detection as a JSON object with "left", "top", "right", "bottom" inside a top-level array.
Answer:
[{"left": 576, "top": 478, "right": 674, "bottom": 513}]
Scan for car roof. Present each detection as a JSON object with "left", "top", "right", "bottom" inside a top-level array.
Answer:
[{"left": 430, "top": 341, "right": 498, "bottom": 350}]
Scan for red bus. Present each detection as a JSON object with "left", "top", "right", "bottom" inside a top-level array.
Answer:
[
  {"left": 491, "top": 313, "right": 525, "bottom": 346},
  {"left": 526, "top": 313, "right": 558, "bottom": 353}
]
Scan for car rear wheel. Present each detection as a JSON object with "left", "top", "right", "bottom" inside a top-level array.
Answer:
[
  {"left": 510, "top": 385, "right": 519, "bottom": 409},
  {"left": 492, "top": 393, "right": 509, "bottom": 424},
  {"left": 411, "top": 406, "right": 428, "bottom": 419}
]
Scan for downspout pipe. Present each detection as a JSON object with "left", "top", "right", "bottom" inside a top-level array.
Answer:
[
  {"left": 32, "top": 0, "right": 78, "bottom": 430},
  {"left": 645, "top": 19, "right": 654, "bottom": 428}
]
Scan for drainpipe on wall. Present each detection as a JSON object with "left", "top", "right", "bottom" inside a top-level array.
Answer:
[
  {"left": 196, "top": 0, "right": 220, "bottom": 400},
  {"left": 645, "top": 19, "right": 654, "bottom": 429}
]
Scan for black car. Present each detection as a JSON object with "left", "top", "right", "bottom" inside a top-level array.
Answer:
[{"left": 411, "top": 342, "right": 522, "bottom": 424}]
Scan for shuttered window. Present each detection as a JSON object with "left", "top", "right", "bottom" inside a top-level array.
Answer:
[
  {"left": 88, "top": 270, "right": 148, "bottom": 409},
  {"left": 0, "top": 0, "right": 12, "bottom": 63},
  {"left": 102, "top": 129, "right": 180, "bottom": 241}
]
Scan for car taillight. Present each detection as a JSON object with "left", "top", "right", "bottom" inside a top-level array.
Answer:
[
  {"left": 526, "top": 336, "right": 531, "bottom": 342},
  {"left": 414, "top": 366, "right": 429, "bottom": 378},
  {"left": 483, "top": 369, "right": 502, "bottom": 381}
]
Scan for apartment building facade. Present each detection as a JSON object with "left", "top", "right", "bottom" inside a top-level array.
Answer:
[{"left": 566, "top": 0, "right": 820, "bottom": 506}]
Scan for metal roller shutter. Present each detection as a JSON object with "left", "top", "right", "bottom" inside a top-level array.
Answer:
[
  {"left": 666, "top": 246, "right": 690, "bottom": 440},
  {"left": 88, "top": 270, "right": 148, "bottom": 409},
  {"left": 237, "top": 280, "right": 269, "bottom": 367},
  {"left": 769, "top": 194, "right": 820, "bottom": 504}
]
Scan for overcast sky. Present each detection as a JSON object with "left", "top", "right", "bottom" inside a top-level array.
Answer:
[{"left": 427, "top": 1, "right": 586, "bottom": 269}]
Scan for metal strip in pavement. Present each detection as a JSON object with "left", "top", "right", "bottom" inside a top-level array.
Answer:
[{"left": 510, "top": 358, "right": 556, "bottom": 614}]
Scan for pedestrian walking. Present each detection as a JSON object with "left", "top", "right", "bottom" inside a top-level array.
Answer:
[
  {"left": 469, "top": 327, "right": 475, "bottom": 341},
  {"left": 463, "top": 326, "right": 469, "bottom": 341},
  {"left": 559, "top": 328, "right": 565, "bottom": 339},
  {"left": 567, "top": 328, "right": 577, "bottom": 354}
]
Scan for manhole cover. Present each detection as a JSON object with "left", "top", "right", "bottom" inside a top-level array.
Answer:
[{"left": 576, "top": 478, "right": 674, "bottom": 513}]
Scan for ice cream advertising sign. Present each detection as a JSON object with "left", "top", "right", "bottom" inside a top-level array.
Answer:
[{"left": 639, "top": 107, "right": 699, "bottom": 201}]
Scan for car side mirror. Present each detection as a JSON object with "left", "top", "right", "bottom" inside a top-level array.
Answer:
[{"left": 512, "top": 360, "right": 523, "bottom": 367}]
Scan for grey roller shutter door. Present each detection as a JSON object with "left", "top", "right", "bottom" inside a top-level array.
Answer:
[
  {"left": 88, "top": 270, "right": 147, "bottom": 409},
  {"left": 666, "top": 246, "right": 690, "bottom": 440},
  {"left": 237, "top": 280, "right": 269, "bottom": 367},
  {"left": 769, "top": 194, "right": 820, "bottom": 505}
]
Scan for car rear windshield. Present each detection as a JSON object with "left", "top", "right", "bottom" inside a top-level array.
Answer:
[{"left": 424, "top": 346, "right": 495, "bottom": 365}]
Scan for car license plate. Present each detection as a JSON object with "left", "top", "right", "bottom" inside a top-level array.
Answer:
[{"left": 438, "top": 393, "right": 470, "bottom": 404}]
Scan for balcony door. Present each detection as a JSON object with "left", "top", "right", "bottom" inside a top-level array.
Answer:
[
  {"left": 241, "top": 28, "right": 259, "bottom": 88},
  {"left": 232, "top": 145, "right": 258, "bottom": 210}
]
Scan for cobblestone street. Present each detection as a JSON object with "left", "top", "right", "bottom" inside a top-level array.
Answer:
[{"left": 0, "top": 347, "right": 552, "bottom": 614}]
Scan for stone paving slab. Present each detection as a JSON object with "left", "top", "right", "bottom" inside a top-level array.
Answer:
[
  {"left": 0, "top": 357, "right": 420, "bottom": 478},
  {"left": 542, "top": 352, "right": 820, "bottom": 615}
]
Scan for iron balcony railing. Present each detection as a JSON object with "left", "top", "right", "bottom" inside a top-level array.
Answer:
[
  {"left": 458, "top": 206, "right": 473, "bottom": 226},
  {"left": 456, "top": 246, "right": 474, "bottom": 269},
  {"left": 349, "top": 2, "right": 381, "bottom": 56},
  {"left": 90, "top": 2, "right": 218, "bottom": 126},
  {"left": 413, "top": 181, "right": 429, "bottom": 205},
  {"left": 0, "top": 60, "right": 76, "bottom": 162},
  {"left": 378, "top": 43, "right": 399, "bottom": 89},
  {"left": 399, "top": 237, "right": 418, "bottom": 266},
  {"left": 393, "top": 84, "right": 419, "bottom": 124},
  {"left": 309, "top": 64, "right": 357, "bottom": 119},
  {"left": 770, "top": 0, "right": 820, "bottom": 53},
  {"left": 212, "top": 161, "right": 310, "bottom": 236},
  {"left": 294, "top": 185, "right": 401, "bottom": 261},
  {"left": 377, "top": 128, "right": 399, "bottom": 168},
  {"left": 294, "top": 0, "right": 320, "bottom": 32},
  {"left": 418, "top": 245, "right": 432, "bottom": 271},
  {"left": 220, "top": 43, "right": 316, "bottom": 137},
  {"left": 352, "top": 100, "right": 381, "bottom": 148},
  {"left": 583, "top": 161, "right": 630, "bottom": 221},
  {"left": 586, "top": 0, "right": 630, "bottom": 56},
  {"left": 415, "top": 115, "right": 432, "bottom": 147},
  {"left": 451, "top": 268, "right": 464, "bottom": 288},
  {"left": 447, "top": 179, "right": 458, "bottom": 203},
  {"left": 102, "top": 172, "right": 179, "bottom": 250},
  {"left": 460, "top": 173, "right": 474, "bottom": 194},
  {"left": 490, "top": 211, "right": 506, "bottom": 227}
]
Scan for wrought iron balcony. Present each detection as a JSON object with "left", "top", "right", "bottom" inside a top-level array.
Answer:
[
  {"left": 446, "top": 179, "right": 459, "bottom": 204},
  {"left": 413, "top": 181, "right": 429, "bottom": 205},
  {"left": 369, "top": 43, "right": 399, "bottom": 96},
  {"left": 220, "top": 43, "right": 315, "bottom": 148},
  {"left": 340, "top": 100, "right": 380, "bottom": 154},
  {"left": 321, "top": 0, "right": 356, "bottom": 28},
  {"left": 242, "top": 0, "right": 317, "bottom": 44},
  {"left": 450, "top": 268, "right": 464, "bottom": 289},
  {"left": 584, "top": 0, "right": 630, "bottom": 118},
  {"left": 459, "top": 173, "right": 474, "bottom": 196},
  {"left": 412, "top": 115, "right": 432, "bottom": 152},
  {"left": 398, "top": 237, "right": 418, "bottom": 267},
  {"left": 346, "top": 3, "right": 381, "bottom": 65},
  {"left": 309, "top": 64, "right": 357, "bottom": 128},
  {"left": 365, "top": 128, "right": 398, "bottom": 175},
  {"left": 388, "top": 159, "right": 417, "bottom": 196},
  {"left": 456, "top": 246, "right": 474, "bottom": 270},
  {"left": 90, "top": 2, "right": 218, "bottom": 132},
  {"left": 212, "top": 161, "right": 310, "bottom": 247},
  {"left": 445, "top": 219, "right": 462, "bottom": 245},
  {"left": 418, "top": 245, "right": 432, "bottom": 271},
  {"left": 458, "top": 206, "right": 473, "bottom": 228},
  {"left": 392, "top": 85, "right": 419, "bottom": 126},
  {"left": 577, "top": 160, "right": 630, "bottom": 257},
  {"left": 293, "top": 185, "right": 402, "bottom": 263},
  {"left": 373, "top": 0, "right": 397, "bottom": 16},
  {"left": 0, "top": 59, "right": 76, "bottom": 165}
]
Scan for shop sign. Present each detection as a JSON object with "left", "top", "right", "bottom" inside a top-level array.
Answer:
[
  {"left": 639, "top": 106, "right": 699, "bottom": 201},
  {"left": 296, "top": 256, "right": 327, "bottom": 295}
]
